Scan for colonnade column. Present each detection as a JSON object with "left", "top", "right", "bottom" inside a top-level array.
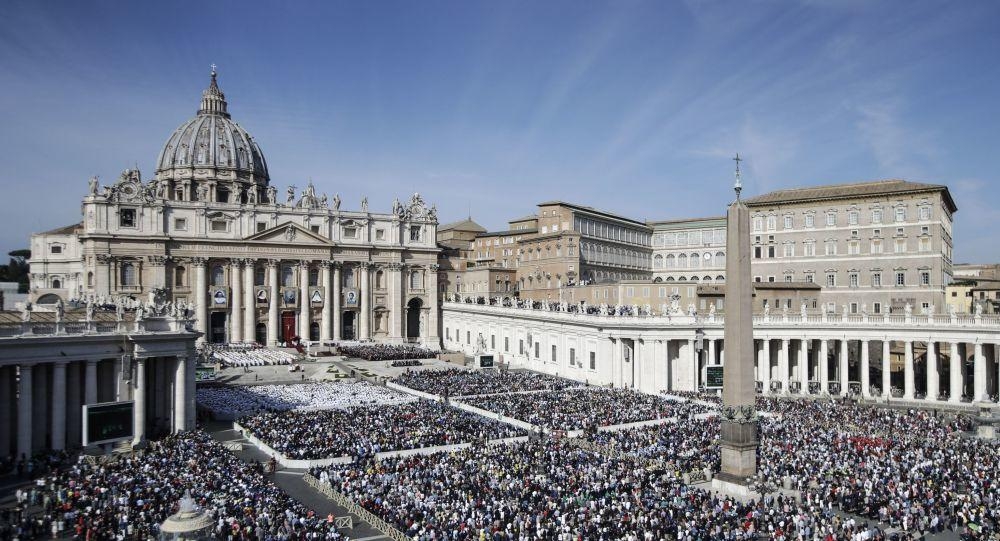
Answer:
[
  {"left": 320, "top": 262, "right": 332, "bottom": 341},
  {"left": 17, "top": 365, "right": 32, "bottom": 459},
  {"left": 780, "top": 339, "right": 790, "bottom": 394},
  {"left": 427, "top": 264, "right": 440, "bottom": 346},
  {"left": 388, "top": 263, "right": 401, "bottom": 340},
  {"left": 839, "top": 339, "right": 849, "bottom": 396},
  {"left": 51, "top": 361, "right": 67, "bottom": 450},
  {"left": 819, "top": 339, "right": 829, "bottom": 394},
  {"left": 799, "top": 339, "right": 809, "bottom": 393},
  {"left": 0, "top": 367, "right": 11, "bottom": 456},
  {"left": 881, "top": 340, "right": 891, "bottom": 398},
  {"left": 707, "top": 339, "right": 716, "bottom": 366},
  {"left": 243, "top": 261, "right": 255, "bottom": 342},
  {"left": 85, "top": 359, "right": 98, "bottom": 406},
  {"left": 267, "top": 260, "right": 279, "bottom": 346},
  {"left": 299, "top": 262, "right": 310, "bottom": 340},
  {"left": 860, "top": 340, "right": 871, "bottom": 397},
  {"left": 949, "top": 342, "right": 961, "bottom": 403},
  {"left": 133, "top": 358, "right": 146, "bottom": 445},
  {"left": 192, "top": 258, "right": 207, "bottom": 343},
  {"left": 332, "top": 263, "right": 342, "bottom": 341},
  {"left": 688, "top": 338, "right": 698, "bottom": 391},
  {"left": 230, "top": 259, "right": 243, "bottom": 343},
  {"left": 359, "top": 262, "right": 370, "bottom": 340},
  {"left": 974, "top": 342, "right": 987, "bottom": 402},
  {"left": 926, "top": 341, "right": 938, "bottom": 401},
  {"left": 761, "top": 339, "right": 771, "bottom": 394},
  {"left": 174, "top": 356, "right": 187, "bottom": 432},
  {"left": 903, "top": 340, "right": 915, "bottom": 400}
]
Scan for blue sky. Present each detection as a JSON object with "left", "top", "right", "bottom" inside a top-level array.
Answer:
[{"left": 1, "top": 0, "right": 998, "bottom": 261}]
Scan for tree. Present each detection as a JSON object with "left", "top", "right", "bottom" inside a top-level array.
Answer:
[{"left": 0, "top": 249, "right": 31, "bottom": 293}]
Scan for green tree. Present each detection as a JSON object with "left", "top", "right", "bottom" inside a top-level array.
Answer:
[{"left": 0, "top": 249, "right": 31, "bottom": 293}]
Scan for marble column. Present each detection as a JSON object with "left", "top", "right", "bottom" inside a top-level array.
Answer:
[
  {"left": 708, "top": 339, "right": 717, "bottom": 366},
  {"left": 96, "top": 255, "right": 113, "bottom": 296},
  {"left": 839, "top": 339, "right": 849, "bottom": 395},
  {"left": 174, "top": 356, "right": 187, "bottom": 432},
  {"left": 387, "top": 264, "right": 400, "bottom": 340},
  {"left": 332, "top": 263, "right": 342, "bottom": 340},
  {"left": 974, "top": 342, "right": 987, "bottom": 402},
  {"left": 861, "top": 340, "right": 871, "bottom": 397},
  {"left": 819, "top": 339, "right": 829, "bottom": 394},
  {"left": 85, "top": 359, "right": 98, "bottom": 406},
  {"left": 688, "top": 338, "right": 698, "bottom": 391},
  {"left": 0, "top": 367, "right": 11, "bottom": 456},
  {"left": 193, "top": 258, "right": 208, "bottom": 343},
  {"left": 230, "top": 259, "right": 243, "bottom": 343},
  {"left": 780, "top": 339, "right": 790, "bottom": 394},
  {"left": 359, "top": 262, "right": 371, "bottom": 340},
  {"left": 243, "top": 261, "right": 255, "bottom": 342},
  {"left": 133, "top": 358, "right": 146, "bottom": 445},
  {"left": 299, "top": 261, "right": 310, "bottom": 340},
  {"left": 320, "top": 262, "right": 332, "bottom": 341},
  {"left": 903, "top": 340, "right": 915, "bottom": 399},
  {"left": 761, "top": 339, "right": 771, "bottom": 394},
  {"left": 926, "top": 341, "right": 939, "bottom": 401},
  {"left": 267, "top": 260, "right": 279, "bottom": 346},
  {"left": 17, "top": 364, "right": 32, "bottom": 459},
  {"left": 949, "top": 342, "right": 961, "bottom": 403},
  {"left": 799, "top": 339, "right": 809, "bottom": 393},
  {"left": 427, "top": 264, "right": 441, "bottom": 347},
  {"left": 66, "top": 362, "right": 82, "bottom": 449},
  {"left": 882, "top": 340, "right": 891, "bottom": 398},
  {"left": 51, "top": 361, "right": 67, "bottom": 450}
]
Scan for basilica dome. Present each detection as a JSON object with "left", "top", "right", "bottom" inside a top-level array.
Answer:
[{"left": 155, "top": 68, "right": 269, "bottom": 187}]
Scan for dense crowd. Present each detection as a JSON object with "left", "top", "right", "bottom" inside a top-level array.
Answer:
[
  {"left": 391, "top": 368, "right": 580, "bottom": 397},
  {"left": 313, "top": 440, "right": 891, "bottom": 541},
  {"left": 337, "top": 342, "right": 438, "bottom": 361},
  {"left": 197, "top": 381, "right": 414, "bottom": 417},
  {"left": 240, "top": 400, "right": 525, "bottom": 461},
  {"left": 207, "top": 344, "right": 296, "bottom": 367},
  {"left": 390, "top": 359, "right": 423, "bottom": 367},
  {"left": 462, "top": 388, "right": 711, "bottom": 430},
  {"left": 12, "top": 430, "right": 345, "bottom": 540},
  {"left": 587, "top": 418, "right": 720, "bottom": 473}
]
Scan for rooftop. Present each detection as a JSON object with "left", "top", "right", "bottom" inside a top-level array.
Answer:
[
  {"left": 438, "top": 218, "right": 486, "bottom": 233},
  {"left": 38, "top": 222, "right": 82, "bottom": 236},
  {"left": 537, "top": 201, "right": 649, "bottom": 227},
  {"left": 744, "top": 179, "right": 957, "bottom": 213}
]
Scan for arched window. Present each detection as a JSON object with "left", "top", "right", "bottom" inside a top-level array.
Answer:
[
  {"left": 678, "top": 276, "right": 687, "bottom": 282},
  {"left": 87, "top": 272, "right": 94, "bottom": 288},
  {"left": 375, "top": 270, "right": 385, "bottom": 289},
  {"left": 690, "top": 276, "right": 700, "bottom": 282},
  {"left": 665, "top": 254, "right": 675, "bottom": 269},
  {"left": 653, "top": 254, "right": 663, "bottom": 269},
  {"left": 211, "top": 265, "right": 225, "bottom": 286},
  {"left": 254, "top": 267, "right": 265, "bottom": 286},
  {"left": 665, "top": 277, "right": 675, "bottom": 282},
  {"left": 690, "top": 253, "right": 700, "bottom": 268},
  {"left": 703, "top": 275, "right": 712, "bottom": 281},
  {"left": 409, "top": 270, "right": 423, "bottom": 290},
  {"left": 678, "top": 254, "right": 688, "bottom": 268},
  {"left": 704, "top": 253, "right": 713, "bottom": 267},
  {"left": 282, "top": 265, "right": 294, "bottom": 287},
  {"left": 716, "top": 251, "right": 726, "bottom": 266},
  {"left": 309, "top": 268, "right": 319, "bottom": 287},
  {"left": 343, "top": 267, "right": 356, "bottom": 288},
  {"left": 175, "top": 266, "right": 186, "bottom": 287},
  {"left": 716, "top": 275, "right": 725, "bottom": 282},
  {"left": 121, "top": 262, "right": 137, "bottom": 286},
  {"left": 52, "top": 278, "right": 61, "bottom": 289}
]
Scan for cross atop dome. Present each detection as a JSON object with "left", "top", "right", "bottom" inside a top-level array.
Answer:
[{"left": 199, "top": 64, "right": 229, "bottom": 118}]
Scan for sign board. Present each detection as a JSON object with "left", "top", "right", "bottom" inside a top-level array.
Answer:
[
  {"left": 706, "top": 366, "right": 724, "bottom": 389},
  {"left": 478, "top": 354, "right": 495, "bottom": 368},
  {"left": 82, "top": 401, "right": 134, "bottom": 446}
]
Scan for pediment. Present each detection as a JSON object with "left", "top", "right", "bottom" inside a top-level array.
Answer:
[{"left": 244, "top": 222, "right": 332, "bottom": 245}]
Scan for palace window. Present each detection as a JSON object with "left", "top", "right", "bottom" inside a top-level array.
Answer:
[
  {"left": 919, "top": 237, "right": 931, "bottom": 252},
  {"left": 849, "top": 273, "right": 859, "bottom": 288},
  {"left": 119, "top": 209, "right": 136, "bottom": 228},
  {"left": 920, "top": 271, "right": 930, "bottom": 286},
  {"left": 409, "top": 225, "right": 422, "bottom": 241},
  {"left": 210, "top": 220, "right": 227, "bottom": 232},
  {"left": 175, "top": 266, "right": 186, "bottom": 287},
  {"left": 766, "top": 216, "right": 776, "bottom": 231},
  {"left": 409, "top": 270, "right": 424, "bottom": 290},
  {"left": 873, "top": 302, "right": 882, "bottom": 314},
  {"left": 804, "top": 242, "right": 815, "bottom": 257},
  {"left": 805, "top": 214, "right": 815, "bottom": 228},
  {"left": 590, "top": 351, "right": 596, "bottom": 370},
  {"left": 895, "top": 207, "right": 906, "bottom": 222},
  {"left": 919, "top": 206, "right": 931, "bottom": 220},
  {"left": 872, "top": 272, "right": 882, "bottom": 287},
  {"left": 752, "top": 217, "right": 763, "bottom": 232},
  {"left": 872, "top": 209, "right": 883, "bottom": 224},
  {"left": 826, "top": 273, "right": 836, "bottom": 287},
  {"left": 50, "top": 245, "right": 62, "bottom": 254},
  {"left": 848, "top": 211, "right": 859, "bottom": 225},
  {"left": 871, "top": 240, "right": 883, "bottom": 254},
  {"left": 174, "top": 218, "right": 188, "bottom": 231},
  {"left": 121, "top": 262, "right": 137, "bottom": 286},
  {"left": 894, "top": 239, "right": 907, "bottom": 253},
  {"left": 826, "top": 212, "right": 836, "bottom": 227},
  {"left": 783, "top": 215, "right": 793, "bottom": 229},
  {"left": 343, "top": 226, "right": 358, "bottom": 239},
  {"left": 895, "top": 272, "right": 906, "bottom": 286}
]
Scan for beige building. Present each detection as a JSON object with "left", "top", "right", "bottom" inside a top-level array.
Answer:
[
  {"left": 436, "top": 218, "right": 485, "bottom": 297},
  {"left": 744, "top": 180, "right": 957, "bottom": 315},
  {"left": 948, "top": 263, "right": 1000, "bottom": 314},
  {"left": 649, "top": 216, "right": 727, "bottom": 284},
  {"left": 29, "top": 69, "right": 441, "bottom": 347}
]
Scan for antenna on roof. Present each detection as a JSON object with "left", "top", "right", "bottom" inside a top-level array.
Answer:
[{"left": 733, "top": 153, "right": 743, "bottom": 200}]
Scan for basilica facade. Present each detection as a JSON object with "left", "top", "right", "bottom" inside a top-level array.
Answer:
[{"left": 29, "top": 69, "right": 441, "bottom": 347}]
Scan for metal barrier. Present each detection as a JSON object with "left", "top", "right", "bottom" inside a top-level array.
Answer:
[{"left": 302, "top": 474, "right": 409, "bottom": 541}]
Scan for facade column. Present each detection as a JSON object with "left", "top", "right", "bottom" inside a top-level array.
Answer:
[
  {"left": 761, "top": 339, "right": 771, "bottom": 394},
  {"left": 949, "top": 342, "right": 961, "bottom": 403},
  {"left": 267, "top": 260, "right": 279, "bottom": 346},
  {"left": 819, "top": 339, "right": 829, "bottom": 394},
  {"left": 974, "top": 342, "right": 987, "bottom": 402},
  {"left": 332, "top": 263, "right": 342, "bottom": 340},
  {"left": 388, "top": 264, "right": 402, "bottom": 340},
  {"left": 926, "top": 341, "right": 938, "bottom": 401},
  {"left": 51, "top": 361, "right": 67, "bottom": 450},
  {"left": 96, "top": 254, "right": 113, "bottom": 296},
  {"left": 882, "top": 340, "right": 891, "bottom": 398},
  {"left": 707, "top": 338, "right": 716, "bottom": 366},
  {"left": 799, "top": 339, "right": 809, "bottom": 393},
  {"left": 16, "top": 365, "right": 32, "bottom": 460},
  {"left": 839, "top": 339, "right": 849, "bottom": 396},
  {"left": 85, "top": 359, "right": 98, "bottom": 406},
  {"left": 359, "top": 262, "right": 371, "bottom": 340},
  {"left": 861, "top": 340, "right": 871, "bottom": 397},
  {"left": 903, "top": 340, "right": 915, "bottom": 400},
  {"left": 192, "top": 258, "right": 208, "bottom": 343},
  {"left": 65, "top": 363, "right": 82, "bottom": 449},
  {"left": 133, "top": 358, "right": 146, "bottom": 445},
  {"left": 174, "top": 356, "right": 187, "bottom": 432},
  {"left": 427, "top": 264, "right": 440, "bottom": 347},
  {"left": 230, "top": 259, "right": 243, "bottom": 343},
  {"left": 243, "top": 261, "right": 255, "bottom": 342},
  {"left": 320, "top": 262, "right": 332, "bottom": 341},
  {"left": 779, "top": 338, "right": 790, "bottom": 394},
  {"left": 299, "top": 261, "right": 311, "bottom": 340},
  {"left": 688, "top": 338, "right": 698, "bottom": 391},
  {"left": 0, "top": 367, "right": 11, "bottom": 456}
]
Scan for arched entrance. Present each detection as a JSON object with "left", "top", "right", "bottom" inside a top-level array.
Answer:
[
  {"left": 406, "top": 298, "right": 423, "bottom": 341},
  {"left": 281, "top": 311, "right": 296, "bottom": 343},
  {"left": 309, "top": 321, "right": 319, "bottom": 342},
  {"left": 36, "top": 293, "right": 62, "bottom": 305},
  {"left": 342, "top": 311, "right": 355, "bottom": 340}
]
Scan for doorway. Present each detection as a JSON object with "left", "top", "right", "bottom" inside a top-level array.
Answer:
[
  {"left": 342, "top": 311, "right": 355, "bottom": 340},
  {"left": 281, "top": 311, "right": 296, "bottom": 343},
  {"left": 255, "top": 323, "right": 267, "bottom": 345},
  {"left": 209, "top": 312, "right": 227, "bottom": 344},
  {"left": 406, "top": 298, "right": 423, "bottom": 341}
]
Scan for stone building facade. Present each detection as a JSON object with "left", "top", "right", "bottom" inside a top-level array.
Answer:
[
  {"left": 649, "top": 216, "right": 727, "bottom": 284},
  {"left": 28, "top": 69, "right": 440, "bottom": 346}
]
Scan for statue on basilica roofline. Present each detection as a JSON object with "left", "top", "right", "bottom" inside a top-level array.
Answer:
[
  {"left": 88, "top": 176, "right": 99, "bottom": 196},
  {"left": 332, "top": 193, "right": 341, "bottom": 210},
  {"left": 320, "top": 193, "right": 328, "bottom": 208},
  {"left": 392, "top": 197, "right": 403, "bottom": 216},
  {"left": 21, "top": 302, "right": 32, "bottom": 323},
  {"left": 266, "top": 185, "right": 277, "bottom": 205},
  {"left": 361, "top": 196, "right": 368, "bottom": 212},
  {"left": 286, "top": 186, "right": 296, "bottom": 205},
  {"left": 247, "top": 184, "right": 259, "bottom": 205}
]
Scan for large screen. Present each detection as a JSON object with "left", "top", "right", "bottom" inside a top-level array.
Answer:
[
  {"left": 705, "top": 366, "right": 724, "bottom": 389},
  {"left": 83, "top": 401, "right": 134, "bottom": 446},
  {"left": 479, "top": 354, "right": 495, "bottom": 368}
]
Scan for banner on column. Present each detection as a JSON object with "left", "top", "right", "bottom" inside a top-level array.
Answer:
[
  {"left": 343, "top": 288, "right": 359, "bottom": 307},
  {"left": 309, "top": 287, "right": 324, "bottom": 307},
  {"left": 280, "top": 287, "right": 298, "bottom": 307},
  {"left": 210, "top": 287, "right": 229, "bottom": 309},
  {"left": 254, "top": 287, "right": 269, "bottom": 305}
]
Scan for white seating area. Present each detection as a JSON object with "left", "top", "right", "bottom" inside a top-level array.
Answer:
[
  {"left": 210, "top": 345, "right": 297, "bottom": 367},
  {"left": 197, "top": 381, "right": 416, "bottom": 417}
]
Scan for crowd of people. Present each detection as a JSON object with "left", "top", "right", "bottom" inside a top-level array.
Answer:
[
  {"left": 206, "top": 344, "right": 297, "bottom": 367},
  {"left": 391, "top": 368, "right": 580, "bottom": 397},
  {"left": 461, "top": 388, "right": 711, "bottom": 430},
  {"left": 11, "top": 430, "right": 346, "bottom": 540},
  {"left": 197, "top": 381, "right": 414, "bottom": 417},
  {"left": 587, "top": 418, "right": 720, "bottom": 473},
  {"left": 390, "top": 359, "right": 423, "bottom": 367},
  {"left": 240, "top": 400, "right": 526, "bottom": 461},
  {"left": 337, "top": 342, "right": 438, "bottom": 361}
]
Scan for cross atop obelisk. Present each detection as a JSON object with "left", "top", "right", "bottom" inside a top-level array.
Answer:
[{"left": 733, "top": 153, "right": 742, "bottom": 199}]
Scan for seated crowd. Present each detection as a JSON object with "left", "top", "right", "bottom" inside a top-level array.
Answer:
[
  {"left": 587, "top": 418, "right": 720, "bottom": 473},
  {"left": 337, "top": 342, "right": 438, "bottom": 361},
  {"left": 240, "top": 400, "right": 525, "bottom": 461},
  {"left": 209, "top": 345, "right": 296, "bottom": 367},
  {"left": 313, "top": 440, "right": 889, "bottom": 541},
  {"left": 391, "top": 368, "right": 580, "bottom": 397},
  {"left": 23, "top": 430, "right": 345, "bottom": 540},
  {"left": 197, "top": 381, "right": 414, "bottom": 417}
]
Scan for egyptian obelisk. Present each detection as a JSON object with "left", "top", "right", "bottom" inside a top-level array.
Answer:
[{"left": 717, "top": 154, "right": 758, "bottom": 485}]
